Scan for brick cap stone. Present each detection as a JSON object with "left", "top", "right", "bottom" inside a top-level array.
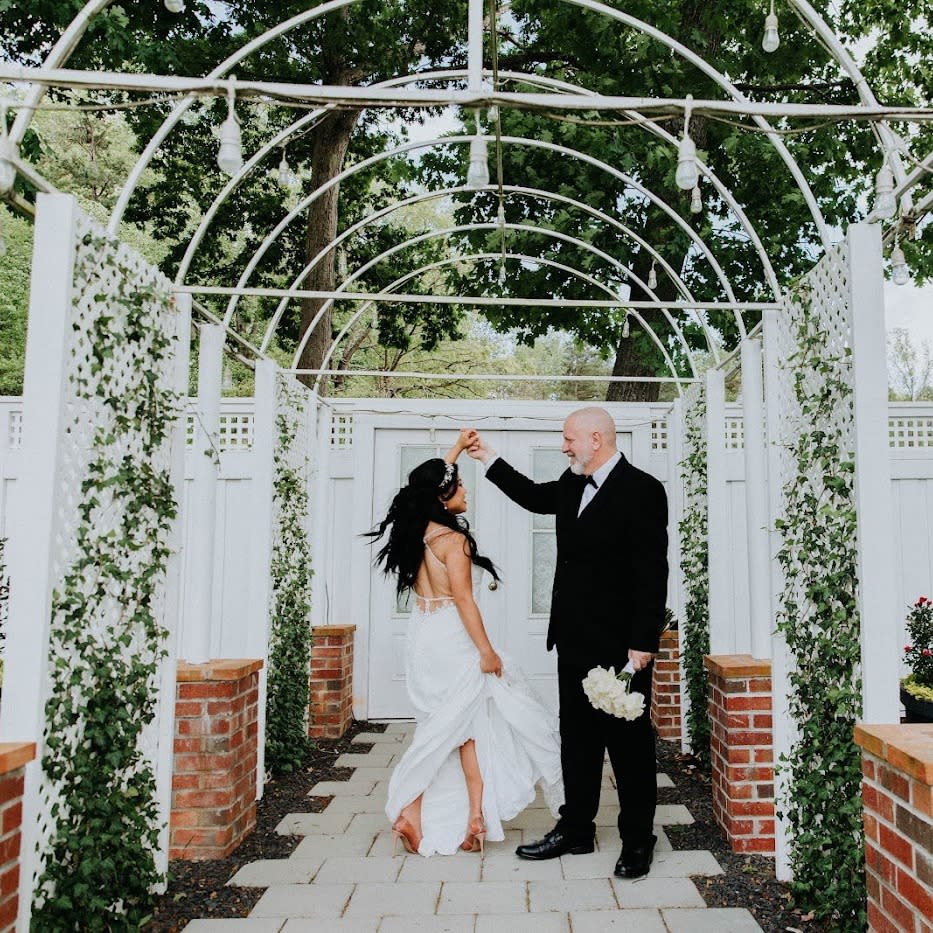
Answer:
[
  {"left": 310, "top": 624, "right": 356, "bottom": 637},
  {"left": 704, "top": 654, "right": 772, "bottom": 679},
  {"left": 0, "top": 741, "right": 36, "bottom": 774},
  {"left": 660, "top": 628, "right": 679, "bottom": 646},
  {"left": 177, "top": 659, "right": 264, "bottom": 681},
  {"left": 854, "top": 723, "right": 933, "bottom": 784}
]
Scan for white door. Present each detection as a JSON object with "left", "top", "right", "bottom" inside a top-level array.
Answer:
[{"left": 367, "top": 425, "right": 631, "bottom": 718}]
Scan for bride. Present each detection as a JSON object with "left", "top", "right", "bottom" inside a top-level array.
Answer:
[{"left": 367, "top": 430, "right": 563, "bottom": 856}]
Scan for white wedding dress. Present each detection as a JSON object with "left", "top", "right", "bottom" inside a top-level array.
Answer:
[{"left": 385, "top": 538, "right": 564, "bottom": 857}]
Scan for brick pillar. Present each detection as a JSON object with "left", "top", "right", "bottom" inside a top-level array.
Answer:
[
  {"left": 704, "top": 654, "right": 775, "bottom": 854},
  {"left": 170, "top": 659, "right": 262, "bottom": 860},
  {"left": 0, "top": 743, "right": 36, "bottom": 933},
  {"left": 651, "top": 628, "right": 682, "bottom": 741},
  {"left": 854, "top": 724, "right": 933, "bottom": 933},
  {"left": 308, "top": 625, "right": 355, "bottom": 739}
]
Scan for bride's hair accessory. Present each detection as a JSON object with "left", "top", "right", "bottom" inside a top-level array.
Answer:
[{"left": 438, "top": 462, "right": 456, "bottom": 490}]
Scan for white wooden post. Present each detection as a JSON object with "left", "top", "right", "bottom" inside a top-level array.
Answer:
[
  {"left": 310, "top": 392, "right": 333, "bottom": 629},
  {"left": 468, "top": 0, "right": 484, "bottom": 91},
  {"left": 245, "top": 359, "right": 277, "bottom": 798},
  {"left": 705, "top": 368, "right": 731, "bottom": 654},
  {"left": 0, "top": 192, "right": 78, "bottom": 930},
  {"left": 742, "top": 338, "right": 772, "bottom": 660},
  {"left": 180, "top": 323, "right": 223, "bottom": 663},
  {"left": 670, "top": 397, "right": 692, "bottom": 753},
  {"left": 152, "top": 291, "right": 192, "bottom": 875},
  {"left": 848, "top": 223, "right": 900, "bottom": 723},
  {"left": 763, "top": 305, "right": 792, "bottom": 880}
]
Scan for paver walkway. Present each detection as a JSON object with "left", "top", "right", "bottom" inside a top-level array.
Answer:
[{"left": 186, "top": 724, "right": 764, "bottom": 932}]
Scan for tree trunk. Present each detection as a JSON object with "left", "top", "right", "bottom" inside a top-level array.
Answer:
[{"left": 297, "top": 107, "right": 360, "bottom": 384}]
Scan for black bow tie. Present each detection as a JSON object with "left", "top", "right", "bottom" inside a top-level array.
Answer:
[{"left": 585, "top": 476, "right": 598, "bottom": 488}]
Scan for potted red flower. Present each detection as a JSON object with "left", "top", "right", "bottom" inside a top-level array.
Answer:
[{"left": 901, "top": 595, "right": 933, "bottom": 723}]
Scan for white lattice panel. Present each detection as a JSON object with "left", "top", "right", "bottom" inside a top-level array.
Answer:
[
  {"left": 889, "top": 415, "right": 933, "bottom": 448},
  {"left": 219, "top": 412, "right": 254, "bottom": 449},
  {"left": 650, "top": 419, "right": 668, "bottom": 451},
  {"left": 724, "top": 417, "right": 744, "bottom": 450},
  {"left": 331, "top": 412, "right": 354, "bottom": 448},
  {"left": 7, "top": 409, "right": 22, "bottom": 450}
]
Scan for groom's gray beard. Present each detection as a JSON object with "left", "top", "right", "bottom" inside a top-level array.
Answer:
[{"left": 568, "top": 452, "right": 593, "bottom": 476}]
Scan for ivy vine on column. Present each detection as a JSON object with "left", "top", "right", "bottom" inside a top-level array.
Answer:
[
  {"left": 264, "top": 378, "right": 314, "bottom": 773},
  {"left": 678, "top": 387, "right": 711, "bottom": 766},
  {"left": 774, "top": 284, "right": 865, "bottom": 927},
  {"left": 33, "top": 230, "right": 179, "bottom": 930}
]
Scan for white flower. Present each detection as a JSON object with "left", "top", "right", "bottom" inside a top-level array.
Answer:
[{"left": 582, "top": 665, "right": 646, "bottom": 721}]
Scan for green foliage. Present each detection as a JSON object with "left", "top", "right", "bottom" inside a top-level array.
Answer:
[
  {"left": 773, "top": 283, "right": 865, "bottom": 928},
  {"left": 0, "top": 206, "right": 33, "bottom": 395},
  {"left": 901, "top": 674, "right": 933, "bottom": 702},
  {"left": 902, "top": 596, "right": 933, "bottom": 687},
  {"left": 678, "top": 388, "right": 710, "bottom": 766},
  {"left": 264, "top": 380, "right": 314, "bottom": 773},
  {"left": 32, "top": 229, "right": 179, "bottom": 930}
]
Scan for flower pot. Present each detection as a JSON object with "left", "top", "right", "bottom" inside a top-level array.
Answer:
[{"left": 900, "top": 687, "right": 933, "bottom": 723}]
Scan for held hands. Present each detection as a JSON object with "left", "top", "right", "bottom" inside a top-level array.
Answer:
[
  {"left": 627, "top": 649, "right": 655, "bottom": 672},
  {"left": 460, "top": 428, "right": 492, "bottom": 463},
  {"left": 480, "top": 648, "right": 503, "bottom": 677}
]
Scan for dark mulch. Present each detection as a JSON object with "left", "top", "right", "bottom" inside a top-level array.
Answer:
[
  {"left": 655, "top": 739, "right": 835, "bottom": 933},
  {"left": 145, "top": 720, "right": 386, "bottom": 932},
  {"left": 147, "top": 723, "right": 831, "bottom": 932}
]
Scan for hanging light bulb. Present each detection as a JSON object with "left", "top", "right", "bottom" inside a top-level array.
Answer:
[
  {"left": 0, "top": 107, "right": 16, "bottom": 194},
  {"left": 467, "top": 137, "right": 489, "bottom": 189},
  {"left": 277, "top": 149, "right": 299, "bottom": 189},
  {"left": 497, "top": 203, "right": 506, "bottom": 228},
  {"left": 675, "top": 95, "right": 698, "bottom": 191},
  {"left": 690, "top": 184, "right": 703, "bottom": 214},
  {"left": 891, "top": 240, "right": 909, "bottom": 286},
  {"left": 216, "top": 80, "right": 242, "bottom": 176},
  {"left": 873, "top": 160, "right": 896, "bottom": 220},
  {"left": 164, "top": 0, "right": 185, "bottom": 12},
  {"left": 647, "top": 261, "right": 657, "bottom": 290},
  {"left": 762, "top": 1, "right": 780, "bottom": 53},
  {"left": 498, "top": 262, "right": 507, "bottom": 286},
  {"left": 488, "top": 105, "right": 499, "bottom": 122},
  {"left": 622, "top": 314, "right": 630, "bottom": 339}
]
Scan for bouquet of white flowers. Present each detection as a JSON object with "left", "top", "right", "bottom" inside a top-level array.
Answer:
[{"left": 581, "top": 661, "right": 645, "bottom": 720}]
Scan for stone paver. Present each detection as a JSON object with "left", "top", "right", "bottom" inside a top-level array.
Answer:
[
  {"left": 228, "top": 859, "right": 322, "bottom": 886},
  {"left": 250, "top": 883, "right": 353, "bottom": 919},
  {"left": 662, "top": 907, "right": 764, "bottom": 932},
  {"left": 569, "top": 909, "right": 668, "bottom": 932},
  {"left": 528, "top": 878, "right": 618, "bottom": 912},
  {"left": 438, "top": 881, "right": 528, "bottom": 915},
  {"left": 189, "top": 730, "right": 764, "bottom": 933}
]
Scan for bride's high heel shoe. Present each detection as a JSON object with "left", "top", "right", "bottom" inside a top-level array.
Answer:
[
  {"left": 392, "top": 816, "right": 422, "bottom": 856},
  {"left": 461, "top": 814, "right": 486, "bottom": 854}
]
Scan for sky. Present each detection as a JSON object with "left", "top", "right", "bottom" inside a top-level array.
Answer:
[{"left": 885, "top": 282, "right": 933, "bottom": 350}]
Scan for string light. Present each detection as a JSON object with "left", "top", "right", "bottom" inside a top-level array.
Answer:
[
  {"left": 873, "top": 159, "right": 896, "bottom": 220},
  {"left": 466, "top": 114, "right": 489, "bottom": 189},
  {"left": 164, "top": 0, "right": 185, "bottom": 12},
  {"left": 277, "top": 148, "right": 299, "bottom": 189},
  {"left": 622, "top": 314, "right": 630, "bottom": 338},
  {"left": 498, "top": 263, "right": 507, "bottom": 286},
  {"left": 762, "top": 0, "right": 780, "bottom": 53},
  {"left": 647, "top": 261, "right": 657, "bottom": 290},
  {"left": 891, "top": 238, "right": 909, "bottom": 286},
  {"left": 0, "top": 104, "right": 16, "bottom": 194},
  {"left": 216, "top": 80, "right": 242, "bottom": 176},
  {"left": 675, "top": 95, "right": 698, "bottom": 191},
  {"left": 690, "top": 184, "right": 703, "bottom": 214}
]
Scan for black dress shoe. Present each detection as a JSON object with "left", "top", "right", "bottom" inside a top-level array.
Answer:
[
  {"left": 516, "top": 827, "right": 595, "bottom": 860},
  {"left": 614, "top": 835, "right": 657, "bottom": 878}
]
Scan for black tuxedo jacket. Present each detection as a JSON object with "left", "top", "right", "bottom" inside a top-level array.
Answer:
[{"left": 486, "top": 453, "right": 668, "bottom": 669}]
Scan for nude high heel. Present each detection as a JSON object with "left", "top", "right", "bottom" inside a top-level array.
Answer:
[
  {"left": 461, "top": 815, "right": 486, "bottom": 854},
  {"left": 392, "top": 816, "right": 421, "bottom": 856}
]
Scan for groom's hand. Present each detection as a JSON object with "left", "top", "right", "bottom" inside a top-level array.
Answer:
[
  {"left": 464, "top": 430, "right": 494, "bottom": 463},
  {"left": 627, "top": 649, "right": 654, "bottom": 672}
]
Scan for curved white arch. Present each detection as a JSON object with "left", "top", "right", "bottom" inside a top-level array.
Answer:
[
  {"left": 287, "top": 220, "right": 723, "bottom": 368},
  {"left": 257, "top": 182, "right": 702, "bottom": 351},
  {"left": 316, "top": 250, "right": 695, "bottom": 397},
  {"left": 221, "top": 133, "right": 739, "bottom": 329}
]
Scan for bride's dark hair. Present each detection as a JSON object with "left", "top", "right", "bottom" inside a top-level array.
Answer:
[{"left": 366, "top": 457, "right": 499, "bottom": 596}]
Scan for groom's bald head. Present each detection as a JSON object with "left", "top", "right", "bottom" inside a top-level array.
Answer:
[
  {"left": 566, "top": 407, "right": 618, "bottom": 450},
  {"left": 562, "top": 407, "right": 618, "bottom": 475}
]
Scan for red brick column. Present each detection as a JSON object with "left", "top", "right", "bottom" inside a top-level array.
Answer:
[
  {"left": 309, "top": 624, "right": 355, "bottom": 739},
  {"left": 854, "top": 724, "right": 933, "bottom": 933},
  {"left": 651, "top": 628, "right": 682, "bottom": 741},
  {"left": 704, "top": 654, "right": 775, "bottom": 854},
  {"left": 170, "top": 659, "right": 262, "bottom": 860},
  {"left": 0, "top": 742, "right": 36, "bottom": 933}
]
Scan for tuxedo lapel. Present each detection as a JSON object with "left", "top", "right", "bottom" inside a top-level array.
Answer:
[{"left": 575, "top": 454, "right": 629, "bottom": 522}]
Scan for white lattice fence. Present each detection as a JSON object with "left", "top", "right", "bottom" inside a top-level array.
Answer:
[{"left": 0, "top": 195, "right": 189, "bottom": 927}]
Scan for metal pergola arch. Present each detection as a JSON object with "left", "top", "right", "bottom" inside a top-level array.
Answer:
[{"left": 1, "top": 0, "right": 929, "bottom": 392}]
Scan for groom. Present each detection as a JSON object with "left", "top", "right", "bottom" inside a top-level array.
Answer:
[{"left": 467, "top": 407, "right": 668, "bottom": 877}]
